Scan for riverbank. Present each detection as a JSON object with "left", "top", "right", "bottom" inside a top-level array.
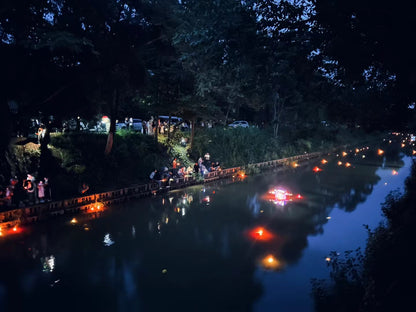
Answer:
[
  {"left": 0, "top": 150, "right": 325, "bottom": 230},
  {"left": 1, "top": 126, "right": 382, "bottom": 202}
]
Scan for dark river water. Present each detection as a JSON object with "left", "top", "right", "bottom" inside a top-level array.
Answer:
[{"left": 0, "top": 143, "right": 413, "bottom": 312}]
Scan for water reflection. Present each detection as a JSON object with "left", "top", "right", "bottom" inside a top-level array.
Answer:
[{"left": 0, "top": 139, "right": 412, "bottom": 311}]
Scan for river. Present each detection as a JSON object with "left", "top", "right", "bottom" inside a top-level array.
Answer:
[{"left": 0, "top": 140, "right": 414, "bottom": 312}]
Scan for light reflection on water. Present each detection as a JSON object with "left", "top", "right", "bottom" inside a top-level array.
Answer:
[{"left": 0, "top": 145, "right": 413, "bottom": 312}]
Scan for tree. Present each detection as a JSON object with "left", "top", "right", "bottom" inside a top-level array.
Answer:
[{"left": 314, "top": 0, "right": 416, "bottom": 111}]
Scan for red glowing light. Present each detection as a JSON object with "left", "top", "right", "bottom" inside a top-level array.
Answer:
[
  {"left": 248, "top": 227, "right": 275, "bottom": 241},
  {"left": 313, "top": 166, "right": 322, "bottom": 172},
  {"left": 296, "top": 194, "right": 303, "bottom": 199}
]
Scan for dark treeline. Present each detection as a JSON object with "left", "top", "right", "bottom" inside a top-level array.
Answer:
[
  {"left": 1, "top": 1, "right": 416, "bottom": 187},
  {"left": 1, "top": 1, "right": 415, "bottom": 151}
]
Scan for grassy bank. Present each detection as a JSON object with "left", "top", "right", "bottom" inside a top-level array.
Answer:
[
  {"left": 189, "top": 126, "right": 380, "bottom": 167},
  {"left": 4, "top": 126, "right": 381, "bottom": 200}
]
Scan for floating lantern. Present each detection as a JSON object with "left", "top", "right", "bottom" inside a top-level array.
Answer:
[
  {"left": 313, "top": 166, "right": 322, "bottom": 172},
  {"left": 355, "top": 148, "right": 359, "bottom": 153},
  {"left": 392, "top": 170, "right": 398, "bottom": 175},
  {"left": 325, "top": 257, "right": 331, "bottom": 262},
  {"left": 70, "top": 218, "right": 77, "bottom": 224},
  {"left": 248, "top": 227, "right": 274, "bottom": 241},
  {"left": 260, "top": 255, "right": 282, "bottom": 270},
  {"left": 342, "top": 152, "right": 348, "bottom": 157},
  {"left": 337, "top": 161, "right": 343, "bottom": 166},
  {"left": 345, "top": 162, "right": 351, "bottom": 167},
  {"left": 321, "top": 159, "right": 328, "bottom": 164},
  {"left": 377, "top": 149, "right": 384, "bottom": 155},
  {"left": 412, "top": 150, "right": 416, "bottom": 155},
  {"left": 401, "top": 143, "right": 405, "bottom": 148}
]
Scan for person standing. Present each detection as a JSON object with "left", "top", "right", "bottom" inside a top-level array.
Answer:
[
  {"left": 24, "top": 175, "right": 36, "bottom": 204},
  {"left": 172, "top": 158, "right": 177, "bottom": 169},
  {"left": 37, "top": 180, "right": 45, "bottom": 203},
  {"left": 43, "top": 177, "right": 52, "bottom": 201}
]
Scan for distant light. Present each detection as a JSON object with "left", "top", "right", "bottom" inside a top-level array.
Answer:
[
  {"left": 401, "top": 143, "right": 405, "bottom": 148},
  {"left": 392, "top": 170, "right": 398, "bottom": 175},
  {"left": 326, "top": 216, "right": 331, "bottom": 220},
  {"left": 13, "top": 226, "right": 17, "bottom": 232},
  {"left": 70, "top": 218, "right": 77, "bottom": 224},
  {"left": 362, "top": 155, "right": 366, "bottom": 158},
  {"left": 342, "top": 152, "right": 348, "bottom": 157},
  {"left": 345, "top": 162, "right": 351, "bottom": 167},
  {"left": 325, "top": 257, "right": 331, "bottom": 262},
  {"left": 355, "top": 148, "right": 359, "bottom": 153},
  {"left": 337, "top": 161, "right": 343, "bottom": 166},
  {"left": 162, "top": 269, "right": 168, "bottom": 274},
  {"left": 378, "top": 149, "right": 384, "bottom": 155},
  {"left": 321, "top": 159, "right": 328, "bottom": 164}
]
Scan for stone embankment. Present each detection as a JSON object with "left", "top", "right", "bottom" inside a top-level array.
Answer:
[{"left": 0, "top": 151, "right": 323, "bottom": 229}]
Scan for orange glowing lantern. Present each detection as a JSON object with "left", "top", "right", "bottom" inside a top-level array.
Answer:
[
  {"left": 325, "top": 257, "right": 331, "bottom": 262},
  {"left": 392, "top": 170, "right": 398, "bottom": 175},
  {"left": 378, "top": 149, "right": 384, "bottom": 155},
  {"left": 292, "top": 162, "right": 299, "bottom": 168},
  {"left": 342, "top": 152, "right": 348, "bottom": 157},
  {"left": 413, "top": 150, "right": 416, "bottom": 155},
  {"left": 70, "top": 218, "right": 77, "bottom": 224},
  {"left": 260, "top": 254, "right": 283, "bottom": 270},
  {"left": 401, "top": 143, "right": 406, "bottom": 148},
  {"left": 337, "top": 161, "right": 343, "bottom": 166},
  {"left": 355, "top": 148, "right": 359, "bottom": 153},
  {"left": 345, "top": 162, "right": 351, "bottom": 167},
  {"left": 321, "top": 159, "right": 328, "bottom": 164}
]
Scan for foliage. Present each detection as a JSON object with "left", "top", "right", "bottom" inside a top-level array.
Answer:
[{"left": 4, "top": 132, "right": 169, "bottom": 198}]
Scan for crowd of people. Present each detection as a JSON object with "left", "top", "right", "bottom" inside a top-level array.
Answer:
[
  {"left": 0, "top": 174, "right": 52, "bottom": 209},
  {"left": 149, "top": 154, "right": 221, "bottom": 188}
]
